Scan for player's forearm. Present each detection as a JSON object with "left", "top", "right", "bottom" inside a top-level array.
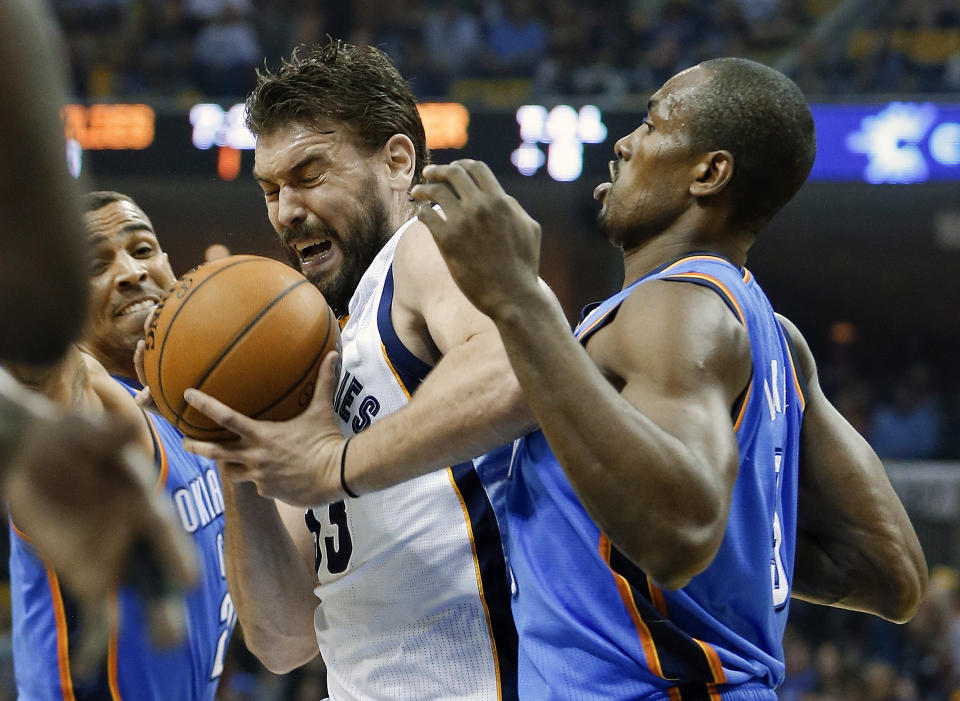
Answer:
[
  {"left": 0, "top": 0, "right": 87, "bottom": 364},
  {"left": 792, "top": 526, "right": 926, "bottom": 623},
  {"left": 794, "top": 403, "right": 927, "bottom": 622},
  {"left": 491, "top": 291, "right": 728, "bottom": 587},
  {"left": 791, "top": 480, "right": 927, "bottom": 623},
  {"left": 346, "top": 329, "right": 533, "bottom": 494},
  {"left": 221, "top": 479, "right": 319, "bottom": 672}
]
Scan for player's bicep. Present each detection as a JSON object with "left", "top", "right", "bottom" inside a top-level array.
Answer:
[
  {"left": 393, "top": 221, "right": 500, "bottom": 356},
  {"left": 614, "top": 284, "right": 748, "bottom": 475}
]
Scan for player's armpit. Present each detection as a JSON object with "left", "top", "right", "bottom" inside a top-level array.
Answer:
[{"left": 778, "top": 314, "right": 927, "bottom": 623}]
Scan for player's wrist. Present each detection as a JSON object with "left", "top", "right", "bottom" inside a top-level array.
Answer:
[{"left": 491, "top": 283, "right": 558, "bottom": 334}]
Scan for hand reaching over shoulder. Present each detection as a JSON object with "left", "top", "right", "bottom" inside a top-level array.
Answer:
[{"left": 411, "top": 159, "right": 545, "bottom": 322}]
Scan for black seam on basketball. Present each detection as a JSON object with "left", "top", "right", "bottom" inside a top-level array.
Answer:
[
  {"left": 251, "top": 303, "right": 335, "bottom": 419},
  {"left": 154, "top": 257, "right": 262, "bottom": 429},
  {"left": 173, "top": 278, "right": 311, "bottom": 430}
]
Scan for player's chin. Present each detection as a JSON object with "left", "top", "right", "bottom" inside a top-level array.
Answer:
[{"left": 596, "top": 209, "right": 612, "bottom": 237}]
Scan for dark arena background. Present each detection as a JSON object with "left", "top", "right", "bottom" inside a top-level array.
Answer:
[{"left": 6, "top": 0, "right": 960, "bottom": 698}]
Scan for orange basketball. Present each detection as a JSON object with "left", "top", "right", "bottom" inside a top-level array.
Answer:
[{"left": 142, "top": 254, "right": 339, "bottom": 441}]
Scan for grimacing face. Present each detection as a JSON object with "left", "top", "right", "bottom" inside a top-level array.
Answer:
[
  {"left": 81, "top": 199, "right": 175, "bottom": 374},
  {"left": 594, "top": 66, "right": 707, "bottom": 249},
  {"left": 253, "top": 121, "right": 393, "bottom": 317}
]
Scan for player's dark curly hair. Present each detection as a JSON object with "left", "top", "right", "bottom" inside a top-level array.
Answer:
[
  {"left": 245, "top": 40, "right": 430, "bottom": 185},
  {"left": 687, "top": 58, "right": 816, "bottom": 230}
]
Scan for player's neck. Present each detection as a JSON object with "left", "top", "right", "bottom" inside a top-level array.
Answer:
[
  {"left": 77, "top": 342, "right": 135, "bottom": 382},
  {"left": 390, "top": 196, "right": 418, "bottom": 233},
  {"left": 621, "top": 231, "right": 749, "bottom": 289}
]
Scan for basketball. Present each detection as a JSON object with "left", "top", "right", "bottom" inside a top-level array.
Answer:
[{"left": 142, "top": 254, "right": 339, "bottom": 441}]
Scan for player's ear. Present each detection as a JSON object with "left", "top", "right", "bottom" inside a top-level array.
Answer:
[
  {"left": 689, "top": 150, "right": 733, "bottom": 199},
  {"left": 383, "top": 134, "right": 416, "bottom": 193}
]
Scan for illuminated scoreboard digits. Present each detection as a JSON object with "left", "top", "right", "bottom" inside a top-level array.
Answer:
[
  {"left": 62, "top": 103, "right": 156, "bottom": 177},
  {"left": 63, "top": 104, "right": 155, "bottom": 149},
  {"left": 190, "top": 103, "right": 256, "bottom": 150},
  {"left": 63, "top": 100, "right": 960, "bottom": 185},
  {"left": 187, "top": 101, "right": 471, "bottom": 179},
  {"left": 512, "top": 105, "right": 607, "bottom": 182}
]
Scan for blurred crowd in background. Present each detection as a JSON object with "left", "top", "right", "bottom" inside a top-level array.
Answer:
[
  {"left": 49, "top": 0, "right": 960, "bottom": 104},
  {"left": 3, "top": 0, "right": 959, "bottom": 699}
]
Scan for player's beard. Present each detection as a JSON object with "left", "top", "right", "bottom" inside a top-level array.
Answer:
[{"left": 280, "top": 177, "right": 393, "bottom": 318}]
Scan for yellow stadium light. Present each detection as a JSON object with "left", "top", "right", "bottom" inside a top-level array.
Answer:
[
  {"left": 418, "top": 103, "right": 469, "bottom": 150},
  {"left": 62, "top": 103, "right": 155, "bottom": 150}
]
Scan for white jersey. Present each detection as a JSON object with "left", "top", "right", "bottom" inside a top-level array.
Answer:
[{"left": 307, "top": 217, "right": 518, "bottom": 701}]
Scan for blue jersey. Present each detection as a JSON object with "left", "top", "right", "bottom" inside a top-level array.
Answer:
[
  {"left": 10, "top": 377, "right": 235, "bottom": 701},
  {"left": 477, "top": 254, "right": 805, "bottom": 700}
]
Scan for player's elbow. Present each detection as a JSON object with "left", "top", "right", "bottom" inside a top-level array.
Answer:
[
  {"left": 645, "top": 539, "right": 721, "bottom": 591},
  {"left": 242, "top": 627, "right": 319, "bottom": 674},
  {"left": 634, "top": 520, "right": 726, "bottom": 591},
  {"left": 249, "top": 640, "right": 318, "bottom": 675},
  {"left": 879, "top": 553, "right": 928, "bottom": 624}
]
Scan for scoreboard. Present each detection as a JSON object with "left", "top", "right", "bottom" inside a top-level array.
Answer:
[{"left": 64, "top": 100, "right": 960, "bottom": 185}]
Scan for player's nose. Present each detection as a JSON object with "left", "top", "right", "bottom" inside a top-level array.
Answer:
[
  {"left": 115, "top": 251, "right": 148, "bottom": 288},
  {"left": 277, "top": 185, "right": 307, "bottom": 229},
  {"left": 614, "top": 133, "right": 632, "bottom": 160}
]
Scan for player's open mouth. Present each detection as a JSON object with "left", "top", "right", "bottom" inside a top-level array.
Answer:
[
  {"left": 296, "top": 240, "right": 333, "bottom": 265},
  {"left": 593, "top": 182, "right": 612, "bottom": 201},
  {"left": 116, "top": 297, "right": 159, "bottom": 317}
]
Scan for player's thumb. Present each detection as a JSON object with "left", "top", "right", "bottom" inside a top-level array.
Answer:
[{"left": 308, "top": 350, "right": 341, "bottom": 414}]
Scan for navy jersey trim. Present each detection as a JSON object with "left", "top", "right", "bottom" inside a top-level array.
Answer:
[
  {"left": 374, "top": 263, "right": 518, "bottom": 696},
  {"left": 112, "top": 376, "right": 142, "bottom": 392},
  {"left": 449, "top": 462, "right": 519, "bottom": 700},
  {"left": 674, "top": 684, "right": 720, "bottom": 700},
  {"left": 777, "top": 320, "right": 809, "bottom": 411},
  {"left": 606, "top": 541, "right": 723, "bottom": 687},
  {"left": 377, "top": 265, "right": 432, "bottom": 395},
  {"left": 660, "top": 276, "right": 741, "bottom": 323},
  {"left": 60, "top": 592, "right": 116, "bottom": 700},
  {"left": 576, "top": 254, "right": 743, "bottom": 346}
]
